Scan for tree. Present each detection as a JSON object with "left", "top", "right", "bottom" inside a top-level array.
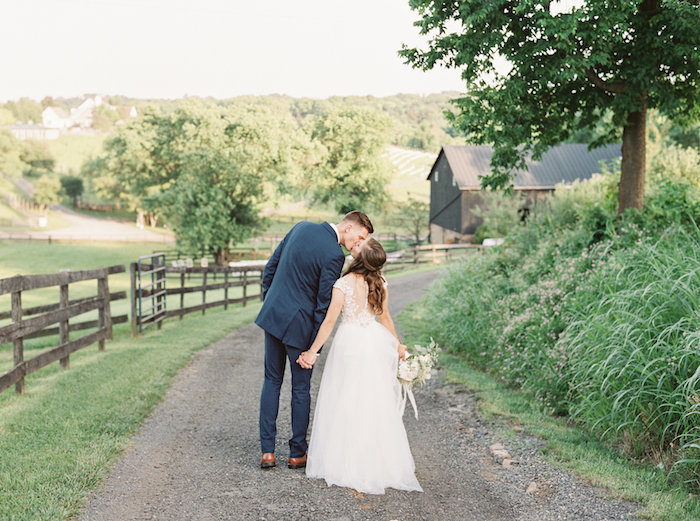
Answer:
[
  {"left": 20, "top": 140, "right": 55, "bottom": 175},
  {"left": 91, "top": 101, "right": 315, "bottom": 264},
  {"left": 80, "top": 156, "right": 130, "bottom": 211},
  {"left": 0, "top": 107, "right": 15, "bottom": 126},
  {"left": 391, "top": 196, "right": 430, "bottom": 244},
  {"left": 161, "top": 150, "right": 264, "bottom": 265},
  {"left": 472, "top": 191, "right": 527, "bottom": 243},
  {"left": 401, "top": 0, "right": 700, "bottom": 214},
  {"left": 0, "top": 131, "right": 26, "bottom": 176},
  {"left": 60, "top": 175, "right": 84, "bottom": 208},
  {"left": 307, "top": 107, "right": 393, "bottom": 214},
  {"left": 33, "top": 175, "right": 62, "bottom": 211},
  {"left": 93, "top": 105, "right": 120, "bottom": 132},
  {"left": 5, "top": 98, "right": 42, "bottom": 124}
]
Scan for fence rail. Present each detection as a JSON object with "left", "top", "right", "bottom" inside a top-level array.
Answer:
[
  {"left": 384, "top": 243, "right": 482, "bottom": 272},
  {"left": 0, "top": 243, "right": 473, "bottom": 396},
  {"left": 0, "top": 265, "right": 126, "bottom": 394},
  {"left": 155, "top": 234, "right": 430, "bottom": 266},
  {"left": 130, "top": 263, "right": 263, "bottom": 335}
]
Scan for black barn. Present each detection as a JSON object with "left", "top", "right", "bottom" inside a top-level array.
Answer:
[{"left": 427, "top": 144, "right": 621, "bottom": 243}]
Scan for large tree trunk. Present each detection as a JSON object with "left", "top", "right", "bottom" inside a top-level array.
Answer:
[
  {"left": 214, "top": 247, "right": 230, "bottom": 266},
  {"left": 618, "top": 106, "right": 647, "bottom": 214}
]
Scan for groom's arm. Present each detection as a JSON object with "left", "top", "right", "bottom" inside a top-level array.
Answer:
[
  {"left": 311, "top": 255, "right": 345, "bottom": 339},
  {"left": 261, "top": 233, "right": 288, "bottom": 300}
]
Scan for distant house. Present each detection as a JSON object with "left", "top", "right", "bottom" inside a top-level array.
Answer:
[
  {"left": 427, "top": 143, "right": 621, "bottom": 243},
  {"left": 42, "top": 106, "right": 70, "bottom": 129},
  {"left": 70, "top": 96, "right": 102, "bottom": 128}
]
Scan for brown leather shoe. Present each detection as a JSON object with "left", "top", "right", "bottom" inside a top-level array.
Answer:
[
  {"left": 288, "top": 453, "right": 307, "bottom": 469},
  {"left": 260, "top": 452, "right": 276, "bottom": 469}
]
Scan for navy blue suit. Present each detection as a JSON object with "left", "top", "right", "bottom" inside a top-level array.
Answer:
[{"left": 255, "top": 221, "right": 345, "bottom": 457}]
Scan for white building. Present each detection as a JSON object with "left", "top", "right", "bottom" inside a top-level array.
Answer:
[
  {"left": 42, "top": 106, "right": 70, "bottom": 129},
  {"left": 9, "top": 124, "right": 60, "bottom": 140}
]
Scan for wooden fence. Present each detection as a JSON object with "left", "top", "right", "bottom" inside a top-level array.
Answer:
[
  {"left": 0, "top": 244, "right": 475, "bottom": 395},
  {"left": 384, "top": 243, "right": 483, "bottom": 272},
  {"left": 0, "top": 265, "right": 127, "bottom": 394},
  {"left": 130, "top": 263, "right": 263, "bottom": 335}
]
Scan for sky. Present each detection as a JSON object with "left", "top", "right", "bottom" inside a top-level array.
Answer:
[{"left": 1, "top": 0, "right": 467, "bottom": 102}]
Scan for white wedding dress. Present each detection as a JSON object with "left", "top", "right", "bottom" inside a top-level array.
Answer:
[{"left": 306, "top": 274, "right": 422, "bottom": 494}]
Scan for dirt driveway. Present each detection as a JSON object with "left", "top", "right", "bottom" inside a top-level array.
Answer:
[
  {"left": 79, "top": 271, "right": 640, "bottom": 521},
  {"left": 0, "top": 205, "right": 173, "bottom": 243}
]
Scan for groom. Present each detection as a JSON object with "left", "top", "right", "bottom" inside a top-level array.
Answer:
[{"left": 255, "top": 211, "right": 373, "bottom": 469}]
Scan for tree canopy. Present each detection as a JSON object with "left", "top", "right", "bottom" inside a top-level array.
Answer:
[
  {"left": 60, "top": 175, "right": 84, "bottom": 208},
  {"left": 33, "top": 174, "right": 62, "bottom": 210},
  {"left": 90, "top": 102, "right": 315, "bottom": 264},
  {"left": 306, "top": 107, "right": 393, "bottom": 214},
  {"left": 401, "top": 0, "right": 700, "bottom": 213}
]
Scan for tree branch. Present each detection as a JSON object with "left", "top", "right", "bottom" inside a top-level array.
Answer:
[{"left": 584, "top": 68, "right": 627, "bottom": 94}]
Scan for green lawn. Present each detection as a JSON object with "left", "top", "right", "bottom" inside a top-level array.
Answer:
[
  {"left": 0, "top": 306, "right": 261, "bottom": 521},
  {"left": 0, "top": 240, "right": 264, "bottom": 373},
  {"left": 46, "top": 134, "right": 106, "bottom": 174}
]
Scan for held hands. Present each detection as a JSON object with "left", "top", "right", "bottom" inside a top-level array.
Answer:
[
  {"left": 296, "top": 350, "right": 318, "bottom": 369},
  {"left": 398, "top": 343, "right": 408, "bottom": 361}
]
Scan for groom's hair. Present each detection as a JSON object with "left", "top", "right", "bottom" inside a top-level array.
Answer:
[{"left": 341, "top": 211, "right": 374, "bottom": 234}]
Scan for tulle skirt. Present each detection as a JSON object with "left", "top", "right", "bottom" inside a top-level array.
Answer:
[{"left": 306, "top": 320, "right": 422, "bottom": 494}]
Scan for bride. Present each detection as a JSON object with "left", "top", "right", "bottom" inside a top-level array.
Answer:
[{"left": 296, "top": 238, "right": 422, "bottom": 495}]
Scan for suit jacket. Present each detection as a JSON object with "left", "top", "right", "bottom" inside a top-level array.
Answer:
[{"left": 255, "top": 221, "right": 345, "bottom": 349}]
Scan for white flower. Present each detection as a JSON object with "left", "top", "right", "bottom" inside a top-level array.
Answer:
[{"left": 397, "top": 338, "right": 441, "bottom": 388}]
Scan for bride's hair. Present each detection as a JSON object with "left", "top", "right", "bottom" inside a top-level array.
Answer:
[{"left": 343, "top": 238, "right": 387, "bottom": 315}]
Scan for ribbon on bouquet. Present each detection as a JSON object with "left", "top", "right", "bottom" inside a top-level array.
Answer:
[{"left": 400, "top": 382, "right": 419, "bottom": 420}]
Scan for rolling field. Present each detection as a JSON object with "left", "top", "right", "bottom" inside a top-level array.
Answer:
[{"left": 384, "top": 145, "right": 436, "bottom": 201}]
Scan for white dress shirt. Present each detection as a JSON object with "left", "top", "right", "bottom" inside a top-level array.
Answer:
[{"left": 328, "top": 222, "right": 340, "bottom": 244}]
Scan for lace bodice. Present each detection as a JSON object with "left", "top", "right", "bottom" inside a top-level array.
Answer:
[{"left": 333, "top": 274, "right": 387, "bottom": 327}]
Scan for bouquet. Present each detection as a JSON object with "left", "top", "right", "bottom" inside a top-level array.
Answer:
[{"left": 397, "top": 338, "right": 440, "bottom": 419}]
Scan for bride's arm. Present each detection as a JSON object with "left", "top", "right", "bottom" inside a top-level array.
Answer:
[
  {"left": 378, "top": 290, "right": 408, "bottom": 360},
  {"left": 297, "top": 287, "right": 344, "bottom": 368}
]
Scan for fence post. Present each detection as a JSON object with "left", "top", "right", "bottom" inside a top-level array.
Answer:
[
  {"left": 98, "top": 269, "right": 112, "bottom": 349},
  {"left": 59, "top": 278, "right": 70, "bottom": 369},
  {"left": 11, "top": 291, "right": 24, "bottom": 395},
  {"left": 242, "top": 270, "right": 248, "bottom": 307},
  {"left": 201, "top": 271, "right": 207, "bottom": 316},
  {"left": 156, "top": 260, "right": 163, "bottom": 330},
  {"left": 224, "top": 270, "right": 229, "bottom": 310},
  {"left": 130, "top": 262, "right": 138, "bottom": 337},
  {"left": 180, "top": 271, "right": 185, "bottom": 320}
]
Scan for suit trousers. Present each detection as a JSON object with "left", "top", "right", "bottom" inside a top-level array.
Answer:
[{"left": 259, "top": 331, "right": 313, "bottom": 457}]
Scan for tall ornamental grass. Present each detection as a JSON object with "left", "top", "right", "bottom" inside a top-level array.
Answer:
[
  {"left": 423, "top": 175, "right": 700, "bottom": 491},
  {"left": 564, "top": 228, "right": 700, "bottom": 487}
]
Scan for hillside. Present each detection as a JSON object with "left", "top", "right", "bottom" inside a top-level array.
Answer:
[{"left": 385, "top": 146, "right": 436, "bottom": 201}]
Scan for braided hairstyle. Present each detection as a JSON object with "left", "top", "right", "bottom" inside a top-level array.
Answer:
[{"left": 343, "top": 238, "right": 387, "bottom": 315}]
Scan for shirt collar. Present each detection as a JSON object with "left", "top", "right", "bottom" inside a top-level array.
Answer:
[{"left": 328, "top": 222, "right": 340, "bottom": 244}]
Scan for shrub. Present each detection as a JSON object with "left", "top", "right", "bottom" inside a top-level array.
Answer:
[{"left": 423, "top": 175, "right": 700, "bottom": 491}]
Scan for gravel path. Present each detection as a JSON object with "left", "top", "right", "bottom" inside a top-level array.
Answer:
[{"left": 79, "top": 270, "right": 641, "bottom": 521}]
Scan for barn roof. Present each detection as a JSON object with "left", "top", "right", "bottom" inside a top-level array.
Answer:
[{"left": 429, "top": 143, "right": 621, "bottom": 190}]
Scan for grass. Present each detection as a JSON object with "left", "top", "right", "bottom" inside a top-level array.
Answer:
[
  {"left": 46, "top": 134, "right": 106, "bottom": 174},
  {"left": 0, "top": 239, "right": 159, "bottom": 322},
  {"left": 0, "top": 240, "right": 262, "bottom": 372},
  {"left": 0, "top": 305, "right": 262, "bottom": 521},
  {"left": 397, "top": 299, "right": 700, "bottom": 521}
]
